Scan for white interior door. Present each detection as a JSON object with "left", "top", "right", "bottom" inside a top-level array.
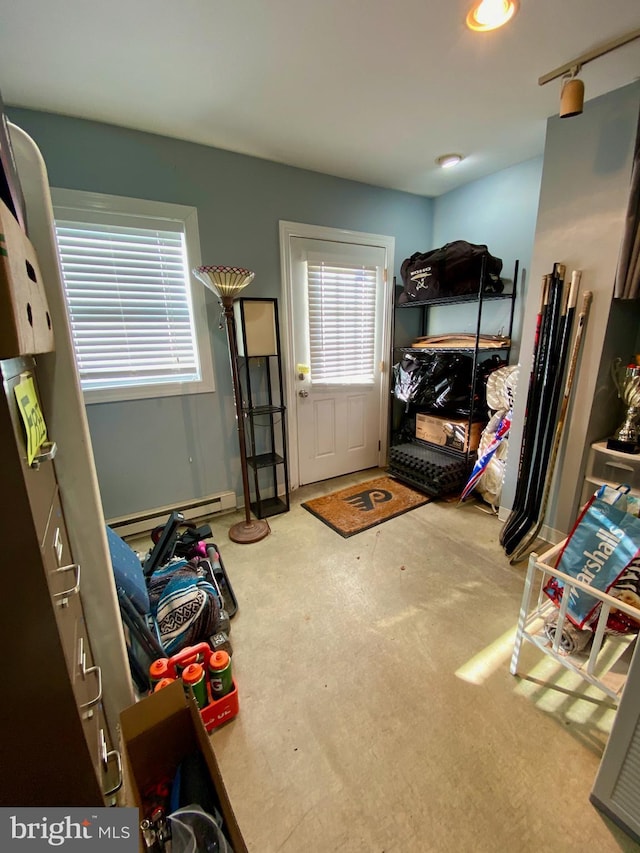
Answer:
[{"left": 289, "top": 236, "right": 388, "bottom": 486}]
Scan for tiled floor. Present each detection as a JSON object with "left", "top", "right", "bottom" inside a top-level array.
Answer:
[{"left": 136, "top": 469, "right": 639, "bottom": 852}]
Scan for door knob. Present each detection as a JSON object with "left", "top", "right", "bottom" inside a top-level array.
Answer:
[{"left": 298, "top": 389, "right": 309, "bottom": 398}]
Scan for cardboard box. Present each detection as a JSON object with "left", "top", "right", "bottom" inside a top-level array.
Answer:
[
  {"left": 0, "top": 196, "right": 54, "bottom": 358},
  {"left": 0, "top": 88, "right": 27, "bottom": 232},
  {"left": 415, "top": 413, "right": 483, "bottom": 453},
  {"left": 120, "top": 680, "right": 247, "bottom": 852}
]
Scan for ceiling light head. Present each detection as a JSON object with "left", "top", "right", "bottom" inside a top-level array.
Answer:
[
  {"left": 436, "top": 153, "right": 463, "bottom": 169},
  {"left": 559, "top": 67, "right": 584, "bottom": 118},
  {"left": 466, "top": 0, "right": 518, "bottom": 32}
]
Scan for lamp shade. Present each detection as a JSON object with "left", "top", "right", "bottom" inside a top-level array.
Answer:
[
  {"left": 234, "top": 298, "right": 278, "bottom": 357},
  {"left": 193, "top": 265, "right": 255, "bottom": 300}
]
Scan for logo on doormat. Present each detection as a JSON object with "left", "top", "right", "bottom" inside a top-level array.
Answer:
[{"left": 344, "top": 488, "right": 392, "bottom": 512}]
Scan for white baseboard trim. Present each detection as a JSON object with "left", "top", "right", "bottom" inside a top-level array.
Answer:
[
  {"left": 107, "top": 491, "right": 237, "bottom": 537},
  {"left": 496, "top": 505, "right": 566, "bottom": 548}
]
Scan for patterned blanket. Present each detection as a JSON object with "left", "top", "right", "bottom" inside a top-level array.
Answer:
[{"left": 148, "top": 559, "right": 220, "bottom": 654}]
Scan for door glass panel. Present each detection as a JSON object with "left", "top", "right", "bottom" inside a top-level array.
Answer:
[{"left": 306, "top": 262, "right": 377, "bottom": 385}]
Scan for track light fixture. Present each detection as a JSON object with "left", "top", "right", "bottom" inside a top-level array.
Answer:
[
  {"left": 539, "top": 26, "right": 640, "bottom": 119},
  {"left": 559, "top": 67, "right": 584, "bottom": 119}
]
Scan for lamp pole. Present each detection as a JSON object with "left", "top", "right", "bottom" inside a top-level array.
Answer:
[
  {"left": 221, "top": 295, "right": 270, "bottom": 544},
  {"left": 193, "top": 265, "right": 271, "bottom": 544}
]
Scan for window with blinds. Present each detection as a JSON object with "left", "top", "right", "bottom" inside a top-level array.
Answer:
[
  {"left": 54, "top": 203, "right": 211, "bottom": 400},
  {"left": 307, "top": 261, "right": 377, "bottom": 384},
  {"left": 52, "top": 190, "right": 213, "bottom": 403}
]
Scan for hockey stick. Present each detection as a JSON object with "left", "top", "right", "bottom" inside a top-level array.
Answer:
[
  {"left": 499, "top": 275, "right": 550, "bottom": 545},
  {"left": 503, "top": 264, "right": 571, "bottom": 554},
  {"left": 501, "top": 266, "right": 565, "bottom": 549},
  {"left": 509, "top": 284, "right": 591, "bottom": 563}
]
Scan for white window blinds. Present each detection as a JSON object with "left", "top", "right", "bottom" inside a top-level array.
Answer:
[
  {"left": 55, "top": 220, "right": 201, "bottom": 391},
  {"left": 306, "top": 261, "right": 377, "bottom": 384}
]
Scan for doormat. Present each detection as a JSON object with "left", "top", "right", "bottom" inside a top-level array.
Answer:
[{"left": 301, "top": 475, "right": 430, "bottom": 538}]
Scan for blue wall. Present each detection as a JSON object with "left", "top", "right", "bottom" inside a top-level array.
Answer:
[
  {"left": 431, "top": 157, "right": 543, "bottom": 362},
  {"left": 8, "top": 107, "right": 434, "bottom": 518}
]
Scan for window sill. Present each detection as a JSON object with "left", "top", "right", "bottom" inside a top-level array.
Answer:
[{"left": 83, "top": 378, "right": 215, "bottom": 405}]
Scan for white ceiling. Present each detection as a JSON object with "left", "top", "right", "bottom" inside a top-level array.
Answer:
[{"left": 1, "top": 1, "right": 639, "bottom": 196}]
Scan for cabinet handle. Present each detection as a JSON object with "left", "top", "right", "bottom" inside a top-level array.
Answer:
[
  {"left": 77, "top": 637, "right": 103, "bottom": 709},
  {"left": 80, "top": 664, "right": 103, "bottom": 710},
  {"left": 100, "top": 729, "right": 123, "bottom": 796},
  {"left": 53, "top": 527, "right": 64, "bottom": 564},
  {"left": 30, "top": 441, "right": 57, "bottom": 469},
  {"left": 53, "top": 563, "right": 81, "bottom": 602}
]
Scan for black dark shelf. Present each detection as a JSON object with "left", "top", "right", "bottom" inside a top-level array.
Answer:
[
  {"left": 250, "top": 496, "right": 289, "bottom": 518},
  {"left": 396, "top": 288, "right": 514, "bottom": 309},
  {"left": 246, "top": 451, "right": 286, "bottom": 469},
  {"left": 398, "top": 345, "right": 510, "bottom": 354},
  {"left": 410, "top": 435, "right": 479, "bottom": 459},
  {"left": 235, "top": 297, "right": 290, "bottom": 520},
  {"left": 244, "top": 404, "right": 286, "bottom": 416},
  {"left": 390, "top": 259, "right": 518, "bottom": 496},
  {"left": 398, "top": 405, "right": 487, "bottom": 419}
]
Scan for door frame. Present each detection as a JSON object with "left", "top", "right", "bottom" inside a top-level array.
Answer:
[{"left": 279, "top": 220, "right": 395, "bottom": 490}]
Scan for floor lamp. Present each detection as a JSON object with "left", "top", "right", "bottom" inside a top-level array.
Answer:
[{"left": 194, "top": 265, "right": 271, "bottom": 544}]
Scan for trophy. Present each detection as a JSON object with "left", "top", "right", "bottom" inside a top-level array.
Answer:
[{"left": 608, "top": 358, "right": 640, "bottom": 453}]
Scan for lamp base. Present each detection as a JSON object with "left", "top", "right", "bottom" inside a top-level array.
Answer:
[{"left": 228, "top": 518, "right": 271, "bottom": 544}]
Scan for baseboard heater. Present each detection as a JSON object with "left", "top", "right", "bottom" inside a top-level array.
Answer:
[{"left": 107, "top": 491, "right": 237, "bottom": 538}]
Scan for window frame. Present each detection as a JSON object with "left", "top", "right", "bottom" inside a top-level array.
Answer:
[{"left": 52, "top": 188, "right": 214, "bottom": 404}]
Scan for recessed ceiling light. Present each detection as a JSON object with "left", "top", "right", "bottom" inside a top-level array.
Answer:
[
  {"left": 466, "top": 0, "right": 518, "bottom": 32},
  {"left": 436, "top": 153, "right": 463, "bottom": 169}
]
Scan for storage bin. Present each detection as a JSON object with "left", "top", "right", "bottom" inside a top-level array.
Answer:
[{"left": 589, "top": 441, "right": 640, "bottom": 493}]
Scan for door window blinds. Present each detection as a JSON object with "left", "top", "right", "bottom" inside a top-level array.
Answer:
[
  {"left": 55, "top": 220, "right": 201, "bottom": 391},
  {"left": 306, "top": 261, "right": 378, "bottom": 385}
]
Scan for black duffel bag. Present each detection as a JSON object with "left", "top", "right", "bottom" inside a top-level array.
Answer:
[
  {"left": 393, "top": 351, "right": 475, "bottom": 413},
  {"left": 399, "top": 240, "right": 503, "bottom": 303}
]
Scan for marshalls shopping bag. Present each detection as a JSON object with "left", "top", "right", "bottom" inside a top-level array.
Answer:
[{"left": 544, "top": 485, "right": 640, "bottom": 628}]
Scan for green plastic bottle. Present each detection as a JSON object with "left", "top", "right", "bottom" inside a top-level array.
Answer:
[{"left": 208, "top": 650, "right": 233, "bottom": 699}]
